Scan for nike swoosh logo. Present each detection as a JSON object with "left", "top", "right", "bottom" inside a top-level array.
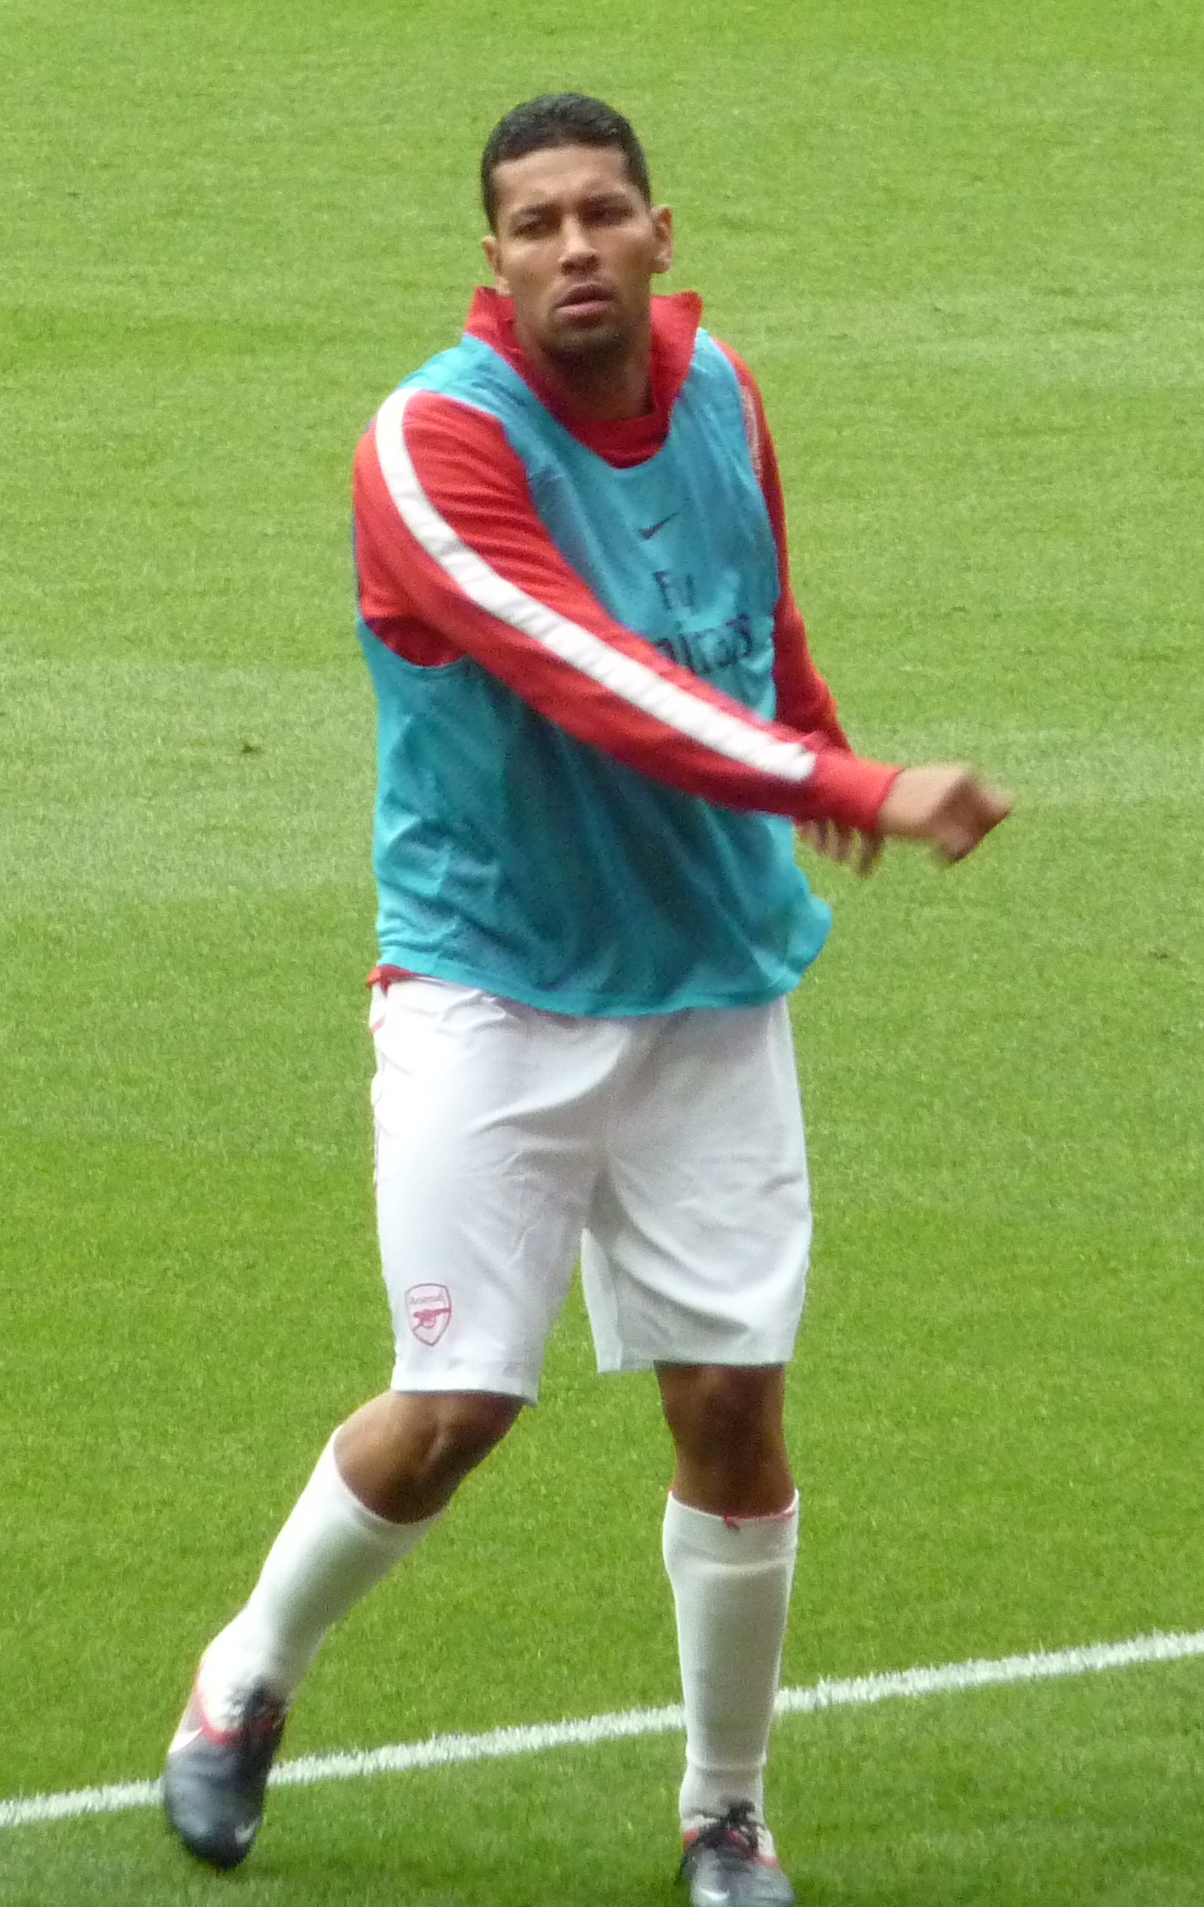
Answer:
[
  {"left": 637, "top": 513, "right": 677, "bottom": 540},
  {"left": 169, "top": 1725, "right": 204, "bottom": 1754}
]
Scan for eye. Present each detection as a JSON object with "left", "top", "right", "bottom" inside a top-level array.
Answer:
[{"left": 510, "top": 210, "right": 556, "bottom": 238}]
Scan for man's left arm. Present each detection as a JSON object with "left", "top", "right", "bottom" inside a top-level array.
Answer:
[
  {"left": 720, "top": 344, "right": 889, "bottom": 866},
  {"left": 717, "top": 344, "right": 850, "bottom": 751},
  {"left": 724, "top": 359, "right": 1011, "bottom": 868}
]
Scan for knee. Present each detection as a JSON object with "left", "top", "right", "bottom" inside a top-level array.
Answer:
[
  {"left": 335, "top": 1389, "right": 522, "bottom": 1521},
  {"left": 394, "top": 1391, "right": 521, "bottom": 1484},
  {"left": 660, "top": 1365, "right": 786, "bottom": 1466}
]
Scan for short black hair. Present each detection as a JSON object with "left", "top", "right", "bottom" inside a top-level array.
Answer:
[{"left": 481, "top": 93, "right": 651, "bottom": 229}]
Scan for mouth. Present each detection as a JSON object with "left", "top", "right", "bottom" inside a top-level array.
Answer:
[{"left": 553, "top": 283, "right": 617, "bottom": 320}]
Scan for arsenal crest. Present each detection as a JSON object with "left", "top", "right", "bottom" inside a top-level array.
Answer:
[{"left": 405, "top": 1283, "right": 452, "bottom": 1347}]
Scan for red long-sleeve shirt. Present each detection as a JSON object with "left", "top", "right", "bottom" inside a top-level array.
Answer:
[{"left": 355, "top": 288, "right": 897, "bottom": 834}]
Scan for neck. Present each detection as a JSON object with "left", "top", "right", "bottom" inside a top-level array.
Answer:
[{"left": 514, "top": 315, "right": 654, "bottom": 423}]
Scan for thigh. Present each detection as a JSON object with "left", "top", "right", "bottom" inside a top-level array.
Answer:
[
  {"left": 582, "top": 998, "right": 811, "bottom": 1372},
  {"left": 371, "top": 979, "right": 624, "bottom": 1403}
]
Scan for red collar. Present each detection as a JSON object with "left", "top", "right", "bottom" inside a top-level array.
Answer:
[{"left": 464, "top": 287, "right": 703, "bottom": 468}]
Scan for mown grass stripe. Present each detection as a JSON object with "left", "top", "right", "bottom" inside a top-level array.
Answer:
[{"left": 3, "top": 1627, "right": 1201, "bottom": 1833}]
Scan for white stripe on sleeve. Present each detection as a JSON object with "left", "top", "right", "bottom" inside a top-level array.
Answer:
[{"left": 372, "top": 388, "right": 817, "bottom": 788}]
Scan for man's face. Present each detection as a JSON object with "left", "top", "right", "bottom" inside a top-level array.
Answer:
[{"left": 483, "top": 144, "right": 673, "bottom": 363}]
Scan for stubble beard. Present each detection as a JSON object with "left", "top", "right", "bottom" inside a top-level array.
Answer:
[{"left": 543, "top": 317, "right": 631, "bottom": 368}]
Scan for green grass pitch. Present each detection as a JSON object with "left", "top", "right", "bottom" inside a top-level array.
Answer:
[{"left": 2, "top": 0, "right": 1203, "bottom": 1901}]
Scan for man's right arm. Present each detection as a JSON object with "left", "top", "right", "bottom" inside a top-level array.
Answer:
[{"left": 354, "top": 388, "right": 899, "bottom": 835}]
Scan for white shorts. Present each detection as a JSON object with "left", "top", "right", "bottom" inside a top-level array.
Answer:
[{"left": 370, "top": 978, "right": 811, "bottom": 1404}]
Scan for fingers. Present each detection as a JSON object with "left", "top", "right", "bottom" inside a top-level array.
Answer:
[
  {"left": 798, "top": 822, "right": 885, "bottom": 877},
  {"left": 856, "top": 832, "right": 884, "bottom": 877},
  {"left": 876, "top": 767, "right": 1011, "bottom": 862},
  {"left": 932, "top": 781, "right": 1012, "bottom": 861}
]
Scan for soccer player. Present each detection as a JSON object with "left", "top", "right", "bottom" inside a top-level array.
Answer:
[{"left": 163, "top": 94, "right": 1008, "bottom": 1904}]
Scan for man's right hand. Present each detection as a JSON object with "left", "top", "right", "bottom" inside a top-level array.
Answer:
[{"left": 876, "top": 766, "right": 1011, "bottom": 861}]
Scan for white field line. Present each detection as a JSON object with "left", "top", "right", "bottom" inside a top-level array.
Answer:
[{"left": 3, "top": 1627, "right": 1202, "bottom": 1833}]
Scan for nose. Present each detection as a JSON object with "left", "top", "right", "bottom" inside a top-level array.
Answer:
[{"left": 558, "top": 215, "right": 598, "bottom": 271}]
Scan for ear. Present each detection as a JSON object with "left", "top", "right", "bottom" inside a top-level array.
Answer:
[
  {"left": 481, "top": 233, "right": 511, "bottom": 295},
  {"left": 650, "top": 205, "right": 674, "bottom": 277}
]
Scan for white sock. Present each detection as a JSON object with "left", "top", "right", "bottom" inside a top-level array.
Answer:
[
  {"left": 662, "top": 1490, "right": 799, "bottom": 1826},
  {"left": 198, "top": 1435, "right": 439, "bottom": 1720}
]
